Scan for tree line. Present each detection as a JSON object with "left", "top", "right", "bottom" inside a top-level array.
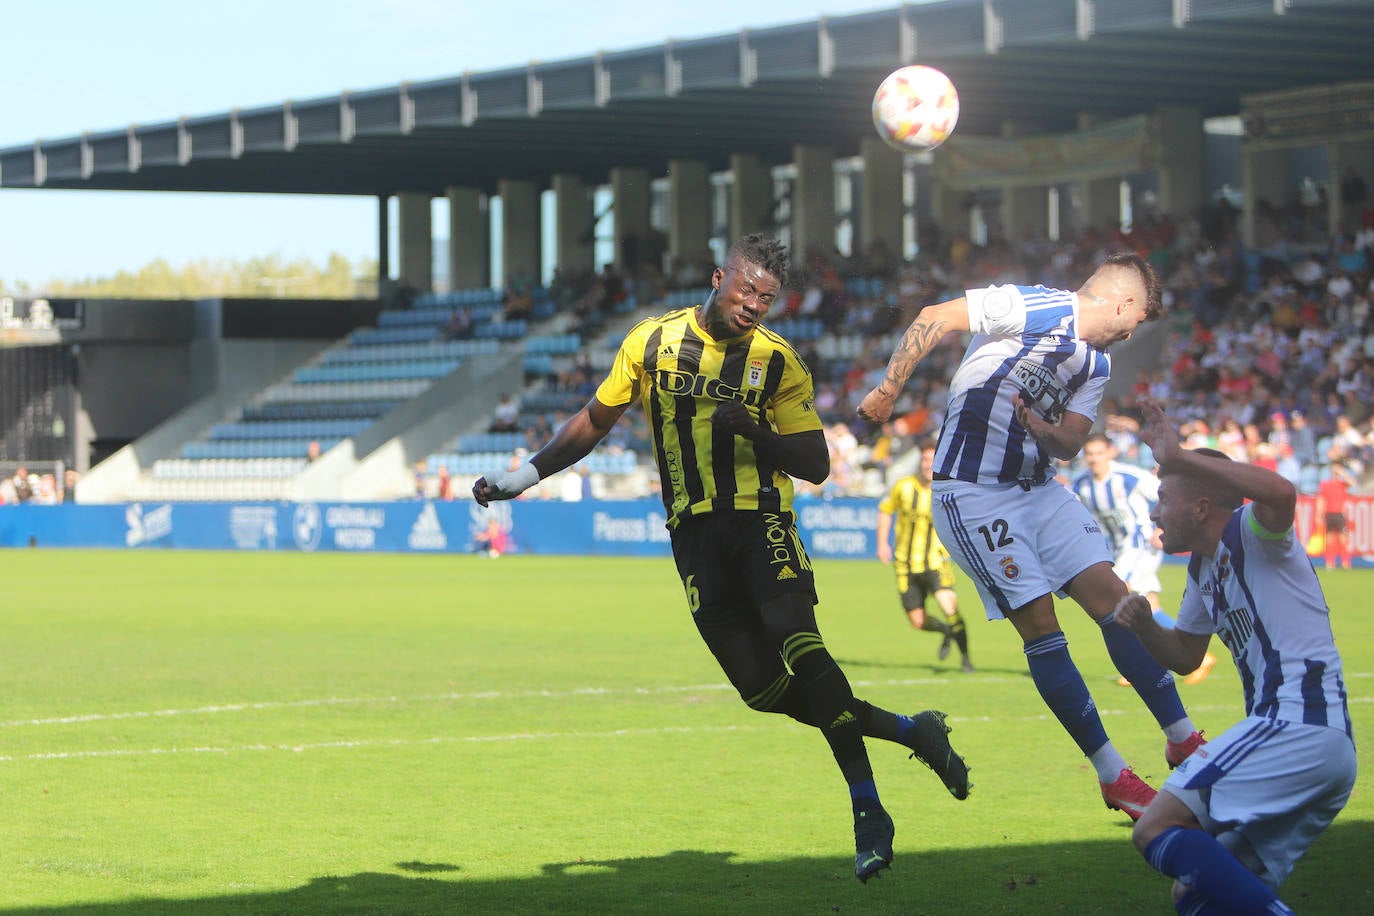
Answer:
[{"left": 0, "top": 252, "right": 379, "bottom": 299}]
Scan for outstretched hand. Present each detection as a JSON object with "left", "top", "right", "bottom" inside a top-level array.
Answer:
[
  {"left": 1137, "top": 397, "right": 1180, "bottom": 468},
  {"left": 471, "top": 461, "right": 540, "bottom": 507}
]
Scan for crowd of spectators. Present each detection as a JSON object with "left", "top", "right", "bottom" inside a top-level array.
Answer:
[
  {"left": 443, "top": 191, "right": 1374, "bottom": 505},
  {"left": 785, "top": 198, "right": 1374, "bottom": 499},
  {"left": 0, "top": 465, "right": 78, "bottom": 505}
]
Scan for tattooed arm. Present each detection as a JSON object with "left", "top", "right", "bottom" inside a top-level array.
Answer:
[{"left": 857, "top": 298, "right": 970, "bottom": 424}]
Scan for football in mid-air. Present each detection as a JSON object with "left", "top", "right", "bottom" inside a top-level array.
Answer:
[{"left": 871, "top": 65, "right": 960, "bottom": 151}]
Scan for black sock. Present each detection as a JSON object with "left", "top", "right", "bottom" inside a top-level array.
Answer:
[{"left": 783, "top": 631, "right": 873, "bottom": 785}]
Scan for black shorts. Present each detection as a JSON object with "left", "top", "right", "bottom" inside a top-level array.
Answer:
[
  {"left": 670, "top": 510, "right": 818, "bottom": 622},
  {"left": 896, "top": 565, "right": 955, "bottom": 612},
  {"left": 1325, "top": 512, "right": 1348, "bottom": 534}
]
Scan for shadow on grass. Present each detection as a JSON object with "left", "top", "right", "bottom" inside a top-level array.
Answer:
[{"left": 7, "top": 822, "right": 1371, "bottom": 916}]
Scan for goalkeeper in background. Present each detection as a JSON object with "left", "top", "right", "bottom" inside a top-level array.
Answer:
[
  {"left": 876, "top": 441, "right": 974, "bottom": 672},
  {"left": 474, "top": 233, "right": 970, "bottom": 884}
]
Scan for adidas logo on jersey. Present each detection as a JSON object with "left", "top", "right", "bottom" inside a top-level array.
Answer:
[
  {"left": 659, "top": 344, "right": 676, "bottom": 358},
  {"left": 776, "top": 565, "right": 797, "bottom": 580}
]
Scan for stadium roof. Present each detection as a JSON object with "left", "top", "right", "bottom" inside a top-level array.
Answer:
[{"left": 3, "top": 0, "right": 1373, "bottom": 197}]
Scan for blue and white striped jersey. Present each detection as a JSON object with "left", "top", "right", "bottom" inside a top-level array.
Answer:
[
  {"left": 1070, "top": 462, "right": 1160, "bottom": 554},
  {"left": 1177, "top": 504, "right": 1351, "bottom": 736},
  {"left": 933, "top": 284, "right": 1112, "bottom": 485}
]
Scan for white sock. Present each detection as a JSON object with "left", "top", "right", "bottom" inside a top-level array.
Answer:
[
  {"left": 1089, "top": 743, "right": 1129, "bottom": 783},
  {"left": 1163, "top": 718, "right": 1197, "bottom": 743}
]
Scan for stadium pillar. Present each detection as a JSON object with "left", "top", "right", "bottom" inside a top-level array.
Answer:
[
  {"left": 1156, "top": 107, "right": 1205, "bottom": 219},
  {"left": 377, "top": 194, "right": 392, "bottom": 297},
  {"left": 1003, "top": 185, "right": 1049, "bottom": 241},
  {"left": 1242, "top": 147, "right": 1286, "bottom": 248},
  {"left": 730, "top": 153, "right": 773, "bottom": 241},
  {"left": 860, "top": 136, "right": 903, "bottom": 263},
  {"left": 398, "top": 192, "right": 433, "bottom": 294},
  {"left": 931, "top": 182, "right": 967, "bottom": 241},
  {"left": 668, "top": 159, "right": 711, "bottom": 276},
  {"left": 1080, "top": 177, "right": 1121, "bottom": 232},
  {"left": 498, "top": 178, "right": 541, "bottom": 286},
  {"left": 553, "top": 174, "right": 595, "bottom": 278},
  {"left": 447, "top": 187, "right": 490, "bottom": 290},
  {"left": 610, "top": 166, "right": 652, "bottom": 273},
  {"left": 1329, "top": 139, "right": 1374, "bottom": 236},
  {"left": 792, "top": 144, "right": 835, "bottom": 263}
]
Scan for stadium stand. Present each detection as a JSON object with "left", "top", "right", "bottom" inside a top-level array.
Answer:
[{"left": 124, "top": 285, "right": 558, "bottom": 501}]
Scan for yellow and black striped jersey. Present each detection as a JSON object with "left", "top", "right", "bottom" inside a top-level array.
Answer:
[
  {"left": 596, "top": 307, "right": 822, "bottom": 528},
  {"left": 878, "top": 475, "right": 950, "bottom": 575}
]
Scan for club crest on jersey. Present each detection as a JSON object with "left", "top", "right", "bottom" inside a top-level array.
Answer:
[
  {"left": 999, "top": 556, "right": 1021, "bottom": 580},
  {"left": 748, "top": 359, "right": 765, "bottom": 387}
]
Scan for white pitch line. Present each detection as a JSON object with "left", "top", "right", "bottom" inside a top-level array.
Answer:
[
  {"left": 7, "top": 696, "right": 1371, "bottom": 763},
  {"left": 5, "top": 694, "right": 1369, "bottom": 764},
  {"left": 4, "top": 673, "right": 1367, "bottom": 733},
  {"left": 0, "top": 676, "right": 988, "bottom": 729},
  {"left": 0, "top": 724, "right": 767, "bottom": 762}
]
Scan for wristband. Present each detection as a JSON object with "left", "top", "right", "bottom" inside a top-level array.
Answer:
[{"left": 494, "top": 461, "right": 540, "bottom": 495}]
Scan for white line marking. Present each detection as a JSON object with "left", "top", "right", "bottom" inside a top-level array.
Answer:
[
  {"left": 0, "top": 677, "right": 985, "bottom": 729},
  {"left": 4, "top": 672, "right": 1369, "bottom": 730},
  {"left": 4, "top": 678, "right": 1367, "bottom": 767},
  {"left": 0, "top": 724, "right": 767, "bottom": 762}
]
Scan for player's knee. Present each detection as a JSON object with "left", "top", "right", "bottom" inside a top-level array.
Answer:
[
  {"left": 1130, "top": 817, "right": 1159, "bottom": 855},
  {"left": 741, "top": 671, "right": 792, "bottom": 713},
  {"left": 759, "top": 594, "right": 816, "bottom": 638}
]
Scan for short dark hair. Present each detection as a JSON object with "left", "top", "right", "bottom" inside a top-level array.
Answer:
[
  {"left": 1085, "top": 432, "right": 1112, "bottom": 448},
  {"left": 1174, "top": 447, "right": 1244, "bottom": 510},
  {"left": 727, "top": 233, "right": 790, "bottom": 287},
  {"left": 1102, "top": 251, "right": 1163, "bottom": 321}
]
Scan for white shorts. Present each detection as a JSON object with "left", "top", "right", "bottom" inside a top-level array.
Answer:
[
  {"left": 932, "top": 478, "right": 1113, "bottom": 620},
  {"left": 1115, "top": 546, "right": 1162, "bottom": 596},
  {"left": 1164, "top": 716, "right": 1357, "bottom": 887}
]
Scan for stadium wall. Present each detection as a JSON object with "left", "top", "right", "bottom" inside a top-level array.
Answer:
[{"left": 0, "top": 495, "right": 1357, "bottom": 561}]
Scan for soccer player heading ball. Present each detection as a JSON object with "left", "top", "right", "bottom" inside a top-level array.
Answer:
[
  {"left": 474, "top": 234, "right": 970, "bottom": 883},
  {"left": 857, "top": 252, "right": 1207, "bottom": 821}
]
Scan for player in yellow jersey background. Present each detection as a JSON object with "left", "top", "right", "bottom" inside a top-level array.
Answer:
[
  {"left": 877, "top": 442, "right": 974, "bottom": 672},
  {"left": 474, "top": 234, "right": 970, "bottom": 883}
]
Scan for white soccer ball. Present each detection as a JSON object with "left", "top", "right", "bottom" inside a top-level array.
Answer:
[{"left": 871, "top": 65, "right": 960, "bottom": 152}]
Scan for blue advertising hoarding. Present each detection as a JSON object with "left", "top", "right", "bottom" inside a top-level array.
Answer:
[{"left": 0, "top": 497, "right": 880, "bottom": 560}]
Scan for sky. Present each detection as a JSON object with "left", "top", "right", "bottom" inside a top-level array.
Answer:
[{"left": 0, "top": 0, "right": 903, "bottom": 290}]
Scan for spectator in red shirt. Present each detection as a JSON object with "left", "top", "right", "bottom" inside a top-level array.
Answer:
[{"left": 1316, "top": 462, "right": 1357, "bottom": 569}]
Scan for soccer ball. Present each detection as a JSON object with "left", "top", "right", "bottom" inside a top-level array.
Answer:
[{"left": 871, "top": 65, "right": 960, "bottom": 151}]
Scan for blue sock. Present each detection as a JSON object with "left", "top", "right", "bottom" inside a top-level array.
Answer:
[
  {"left": 1153, "top": 610, "right": 1178, "bottom": 630},
  {"left": 849, "top": 779, "right": 879, "bottom": 804},
  {"left": 1145, "top": 827, "right": 1293, "bottom": 914},
  {"left": 1173, "top": 888, "right": 1230, "bottom": 915},
  {"left": 894, "top": 714, "right": 915, "bottom": 742},
  {"left": 1023, "top": 632, "right": 1110, "bottom": 756},
  {"left": 1099, "top": 614, "right": 1187, "bottom": 727}
]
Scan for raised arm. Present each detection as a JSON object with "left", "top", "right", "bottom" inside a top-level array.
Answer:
[
  {"left": 472, "top": 397, "right": 629, "bottom": 506},
  {"left": 1138, "top": 397, "right": 1297, "bottom": 533},
  {"left": 857, "top": 298, "right": 969, "bottom": 424}
]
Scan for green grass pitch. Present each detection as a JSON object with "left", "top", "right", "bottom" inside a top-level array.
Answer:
[{"left": 1, "top": 549, "right": 1369, "bottom": 914}]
